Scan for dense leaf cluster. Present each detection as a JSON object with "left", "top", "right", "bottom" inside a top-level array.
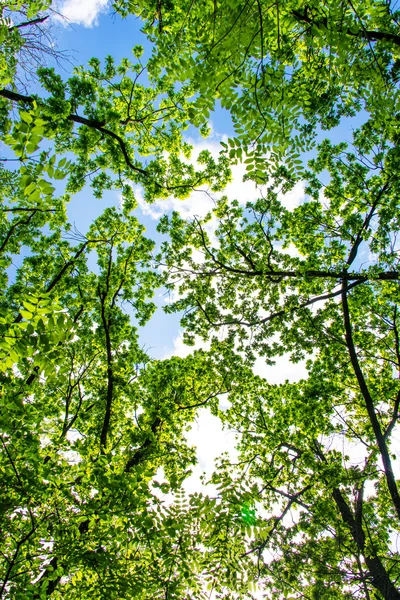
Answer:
[{"left": 0, "top": 0, "right": 399, "bottom": 598}]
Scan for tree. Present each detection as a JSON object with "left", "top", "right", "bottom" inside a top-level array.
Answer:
[
  {"left": 108, "top": 1, "right": 400, "bottom": 596},
  {"left": 2, "top": 0, "right": 400, "bottom": 598},
  {"left": 0, "top": 3, "right": 234, "bottom": 598},
  {"left": 156, "top": 116, "right": 400, "bottom": 598},
  {"left": 118, "top": 0, "right": 400, "bottom": 179},
  {"left": 0, "top": 1, "right": 69, "bottom": 89}
]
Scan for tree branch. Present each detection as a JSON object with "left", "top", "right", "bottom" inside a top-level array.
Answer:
[
  {"left": 0, "top": 89, "right": 148, "bottom": 178},
  {"left": 98, "top": 287, "right": 114, "bottom": 451},
  {"left": 125, "top": 417, "right": 162, "bottom": 472},
  {"left": 332, "top": 486, "right": 400, "bottom": 599},
  {"left": 9, "top": 16, "right": 49, "bottom": 31},
  {"left": 341, "top": 279, "right": 400, "bottom": 522},
  {"left": 292, "top": 10, "right": 400, "bottom": 47}
]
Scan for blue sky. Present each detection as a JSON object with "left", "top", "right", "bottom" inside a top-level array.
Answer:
[
  {"left": 45, "top": 1, "right": 280, "bottom": 489},
  {"left": 46, "top": 0, "right": 376, "bottom": 495},
  {"left": 53, "top": 7, "right": 150, "bottom": 65},
  {"left": 50, "top": 0, "right": 367, "bottom": 387},
  {"left": 50, "top": 1, "right": 240, "bottom": 359},
  {"left": 28, "top": 0, "right": 371, "bottom": 370}
]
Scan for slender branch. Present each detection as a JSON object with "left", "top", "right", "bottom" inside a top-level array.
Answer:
[
  {"left": 0, "top": 525, "right": 38, "bottom": 597},
  {"left": 67, "top": 114, "right": 148, "bottom": 177},
  {"left": 45, "top": 241, "right": 89, "bottom": 294},
  {"left": 260, "top": 482, "right": 309, "bottom": 510},
  {"left": 292, "top": 9, "right": 400, "bottom": 47},
  {"left": 384, "top": 388, "right": 400, "bottom": 441},
  {"left": 9, "top": 16, "right": 49, "bottom": 31},
  {"left": 341, "top": 279, "right": 400, "bottom": 522},
  {"left": 0, "top": 436, "right": 23, "bottom": 489},
  {"left": 241, "top": 484, "right": 311, "bottom": 558},
  {"left": 194, "top": 220, "right": 398, "bottom": 280},
  {"left": 393, "top": 305, "right": 400, "bottom": 369},
  {"left": 195, "top": 278, "right": 366, "bottom": 329},
  {"left": 0, "top": 211, "right": 37, "bottom": 254},
  {"left": 204, "top": 0, "right": 254, "bottom": 60},
  {"left": 2, "top": 207, "right": 55, "bottom": 213},
  {"left": 99, "top": 287, "right": 114, "bottom": 451},
  {"left": 332, "top": 486, "right": 400, "bottom": 599},
  {"left": 0, "top": 89, "right": 148, "bottom": 178},
  {"left": 346, "top": 185, "right": 389, "bottom": 267}
]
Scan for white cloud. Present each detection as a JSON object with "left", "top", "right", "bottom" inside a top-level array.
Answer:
[
  {"left": 136, "top": 183, "right": 215, "bottom": 223},
  {"left": 183, "top": 408, "right": 238, "bottom": 495},
  {"left": 253, "top": 354, "right": 307, "bottom": 384},
  {"left": 161, "top": 331, "right": 237, "bottom": 495},
  {"left": 163, "top": 330, "right": 210, "bottom": 359},
  {"left": 52, "top": 0, "right": 109, "bottom": 27},
  {"left": 136, "top": 136, "right": 305, "bottom": 226},
  {"left": 278, "top": 180, "right": 305, "bottom": 211},
  {"left": 136, "top": 137, "right": 261, "bottom": 222}
]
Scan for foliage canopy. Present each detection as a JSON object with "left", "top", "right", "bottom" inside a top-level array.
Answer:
[{"left": 0, "top": 0, "right": 400, "bottom": 598}]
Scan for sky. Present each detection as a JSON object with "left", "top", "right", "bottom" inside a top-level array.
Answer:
[
  {"left": 45, "top": 0, "right": 380, "bottom": 501},
  {"left": 44, "top": 0, "right": 313, "bottom": 493},
  {"left": 1, "top": 5, "right": 396, "bottom": 598},
  {"left": 10, "top": 3, "right": 399, "bottom": 593}
]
